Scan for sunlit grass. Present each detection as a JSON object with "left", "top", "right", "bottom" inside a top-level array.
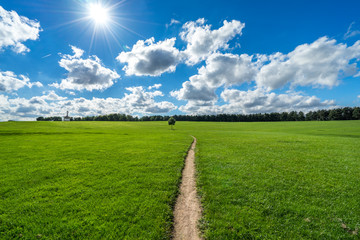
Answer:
[
  {"left": 1, "top": 121, "right": 359, "bottom": 239},
  {"left": 187, "top": 121, "right": 360, "bottom": 239},
  {"left": 0, "top": 122, "right": 191, "bottom": 239}
]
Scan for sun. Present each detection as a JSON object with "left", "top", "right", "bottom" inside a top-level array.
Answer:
[
  {"left": 88, "top": 3, "right": 110, "bottom": 26},
  {"left": 61, "top": 0, "right": 144, "bottom": 53}
]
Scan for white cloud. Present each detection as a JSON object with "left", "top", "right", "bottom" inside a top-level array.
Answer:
[
  {"left": 166, "top": 18, "right": 181, "bottom": 28},
  {"left": 148, "top": 83, "right": 162, "bottom": 90},
  {"left": 41, "top": 90, "right": 67, "bottom": 101},
  {"left": 173, "top": 34, "right": 360, "bottom": 115},
  {"left": 0, "top": 6, "right": 41, "bottom": 53},
  {"left": 220, "top": 89, "right": 335, "bottom": 114},
  {"left": 180, "top": 18, "right": 245, "bottom": 65},
  {"left": 122, "top": 86, "right": 176, "bottom": 113},
  {"left": 256, "top": 37, "right": 360, "bottom": 90},
  {"left": 116, "top": 18, "right": 245, "bottom": 76},
  {"left": 51, "top": 46, "right": 120, "bottom": 91},
  {"left": 171, "top": 52, "right": 258, "bottom": 101},
  {"left": 0, "top": 71, "right": 42, "bottom": 92},
  {"left": 191, "top": 53, "right": 257, "bottom": 88},
  {"left": 344, "top": 22, "right": 360, "bottom": 39},
  {"left": 117, "top": 37, "right": 181, "bottom": 76},
  {"left": 178, "top": 100, "right": 222, "bottom": 115},
  {"left": 171, "top": 81, "right": 217, "bottom": 101},
  {"left": 177, "top": 89, "right": 336, "bottom": 115},
  {"left": 0, "top": 86, "right": 176, "bottom": 121}
]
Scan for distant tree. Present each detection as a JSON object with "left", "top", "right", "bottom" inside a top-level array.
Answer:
[
  {"left": 168, "top": 117, "right": 176, "bottom": 130},
  {"left": 342, "top": 107, "right": 353, "bottom": 120},
  {"left": 34, "top": 107, "right": 360, "bottom": 123},
  {"left": 329, "top": 109, "right": 342, "bottom": 120},
  {"left": 353, "top": 107, "right": 360, "bottom": 120},
  {"left": 318, "top": 110, "right": 329, "bottom": 121},
  {"left": 305, "top": 111, "right": 313, "bottom": 121},
  {"left": 280, "top": 112, "right": 289, "bottom": 121},
  {"left": 298, "top": 111, "right": 305, "bottom": 121},
  {"left": 311, "top": 111, "right": 319, "bottom": 121},
  {"left": 288, "top": 111, "right": 298, "bottom": 121}
]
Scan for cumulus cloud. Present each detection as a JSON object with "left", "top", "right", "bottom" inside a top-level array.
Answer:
[
  {"left": 116, "top": 18, "right": 245, "bottom": 76},
  {"left": 173, "top": 34, "right": 360, "bottom": 115},
  {"left": 171, "top": 81, "right": 217, "bottom": 101},
  {"left": 171, "top": 53, "right": 257, "bottom": 102},
  {"left": 191, "top": 53, "right": 257, "bottom": 88},
  {"left": 0, "top": 86, "right": 176, "bottom": 121},
  {"left": 0, "top": 71, "right": 42, "bottom": 92},
  {"left": 122, "top": 86, "right": 176, "bottom": 113},
  {"left": 51, "top": 46, "right": 120, "bottom": 91},
  {"left": 117, "top": 37, "right": 181, "bottom": 76},
  {"left": 177, "top": 89, "right": 336, "bottom": 115},
  {"left": 180, "top": 18, "right": 245, "bottom": 64},
  {"left": 256, "top": 37, "right": 360, "bottom": 90},
  {"left": 0, "top": 6, "right": 41, "bottom": 53},
  {"left": 220, "top": 89, "right": 335, "bottom": 114},
  {"left": 178, "top": 100, "right": 222, "bottom": 115},
  {"left": 30, "top": 91, "right": 67, "bottom": 105}
]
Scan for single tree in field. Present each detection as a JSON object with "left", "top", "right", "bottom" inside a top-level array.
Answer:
[{"left": 168, "top": 117, "right": 176, "bottom": 130}]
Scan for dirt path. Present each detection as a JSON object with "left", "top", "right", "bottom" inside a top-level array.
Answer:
[{"left": 173, "top": 136, "right": 202, "bottom": 240}]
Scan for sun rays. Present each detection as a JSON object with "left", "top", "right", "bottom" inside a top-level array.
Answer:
[
  {"left": 44, "top": 0, "right": 146, "bottom": 55},
  {"left": 88, "top": 2, "right": 110, "bottom": 26}
]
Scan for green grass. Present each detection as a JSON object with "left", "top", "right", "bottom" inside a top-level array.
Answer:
[
  {"left": 187, "top": 121, "right": 360, "bottom": 239},
  {"left": 0, "top": 122, "right": 191, "bottom": 239},
  {"left": 1, "top": 121, "right": 360, "bottom": 239}
]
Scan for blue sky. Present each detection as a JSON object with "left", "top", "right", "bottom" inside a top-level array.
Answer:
[{"left": 1, "top": 0, "right": 360, "bottom": 120}]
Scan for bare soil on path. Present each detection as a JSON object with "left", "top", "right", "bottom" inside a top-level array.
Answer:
[{"left": 173, "top": 137, "right": 202, "bottom": 240}]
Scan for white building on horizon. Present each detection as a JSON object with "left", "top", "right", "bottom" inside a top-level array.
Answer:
[{"left": 63, "top": 111, "right": 71, "bottom": 121}]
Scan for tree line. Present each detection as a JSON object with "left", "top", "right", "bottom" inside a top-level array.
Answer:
[{"left": 36, "top": 107, "right": 360, "bottom": 122}]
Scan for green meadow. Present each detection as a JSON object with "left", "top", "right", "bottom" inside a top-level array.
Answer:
[
  {"left": 1, "top": 121, "right": 360, "bottom": 239},
  {"left": 0, "top": 122, "right": 191, "bottom": 239}
]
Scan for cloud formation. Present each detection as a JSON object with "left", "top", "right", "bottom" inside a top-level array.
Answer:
[
  {"left": 117, "top": 37, "right": 181, "bottom": 76},
  {"left": 0, "top": 6, "right": 41, "bottom": 53},
  {"left": 178, "top": 89, "right": 336, "bottom": 115},
  {"left": 180, "top": 18, "right": 245, "bottom": 65},
  {"left": 171, "top": 52, "right": 258, "bottom": 102},
  {"left": 256, "top": 37, "right": 360, "bottom": 90},
  {"left": 220, "top": 89, "right": 335, "bottom": 114},
  {"left": 173, "top": 35, "right": 360, "bottom": 115},
  {"left": 122, "top": 86, "right": 176, "bottom": 113},
  {"left": 0, "top": 71, "right": 42, "bottom": 92},
  {"left": 0, "top": 86, "right": 176, "bottom": 121},
  {"left": 52, "top": 46, "right": 120, "bottom": 91}
]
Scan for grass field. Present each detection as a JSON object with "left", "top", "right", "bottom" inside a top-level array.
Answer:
[
  {"left": 1, "top": 121, "right": 360, "bottom": 239},
  {"left": 188, "top": 121, "right": 360, "bottom": 239},
  {"left": 0, "top": 122, "right": 191, "bottom": 239}
]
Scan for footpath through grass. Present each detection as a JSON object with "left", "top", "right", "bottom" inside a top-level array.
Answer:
[
  {"left": 184, "top": 121, "right": 360, "bottom": 239},
  {"left": 0, "top": 122, "right": 191, "bottom": 239}
]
